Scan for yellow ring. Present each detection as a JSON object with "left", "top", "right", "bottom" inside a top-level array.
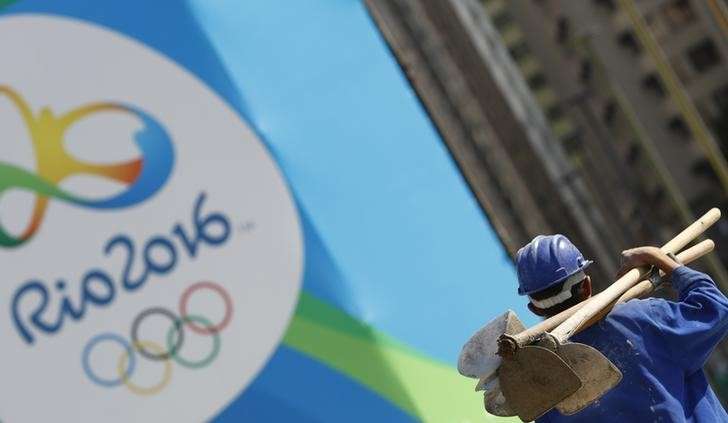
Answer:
[{"left": 117, "top": 340, "right": 173, "bottom": 396}]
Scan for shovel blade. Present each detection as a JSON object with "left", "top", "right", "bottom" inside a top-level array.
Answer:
[
  {"left": 458, "top": 310, "right": 525, "bottom": 379},
  {"left": 483, "top": 378, "right": 517, "bottom": 417},
  {"left": 499, "top": 345, "right": 582, "bottom": 421},
  {"left": 555, "top": 343, "right": 622, "bottom": 415}
]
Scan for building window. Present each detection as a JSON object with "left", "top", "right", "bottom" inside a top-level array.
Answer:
[
  {"left": 661, "top": 0, "right": 695, "bottom": 27},
  {"left": 562, "top": 134, "right": 582, "bottom": 154},
  {"left": 641, "top": 73, "right": 665, "bottom": 97},
  {"left": 593, "top": 0, "right": 616, "bottom": 11},
  {"left": 667, "top": 116, "right": 690, "bottom": 137},
  {"left": 528, "top": 73, "right": 547, "bottom": 90},
  {"left": 546, "top": 105, "right": 564, "bottom": 120},
  {"left": 602, "top": 101, "right": 617, "bottom": 127},
  {"left": 687, "top": 38, "right": 722, "bottom": 73},
  {"left": 508, "top": 41, "right": 530, "bottom": 62},
  {"left": 556, "top": 16, "right": 571, "bottom": 44},
  {"left": 493, "top": 12, "right": 513, "bottom": 29},
  {"left": 711, "top": 85, "right": 728, "bottom": 155},
  {"left": 617, "top": 31, "right": 641, "bottom": 54},
  {"left": 579, "top": 59, "right": 593, "bottom": 83},
  {"left": 649, "top": 186, "right": 666, "bottom": 204},
  {"left": 690, "top": 158, "right": 720, "bottom": 185},
  {"left": 626, "top": 142, "right": 642, "bottom": 165}
]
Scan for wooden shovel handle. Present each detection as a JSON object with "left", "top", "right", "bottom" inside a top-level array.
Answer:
[
  {"left": 550, "top": 208, "right": 720, "bottom": 343},
  {"left": 511, "top": 239, "right": 715, "bottom": 346},
  {"left": 582, "top": 239, "right": 715, "bottom": 329}
]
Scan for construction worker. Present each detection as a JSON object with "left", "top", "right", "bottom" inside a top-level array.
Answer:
[{"left": 516, "top": 234, "right": 728, "bottom": 422}]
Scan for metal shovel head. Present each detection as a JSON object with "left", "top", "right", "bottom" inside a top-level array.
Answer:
[
  {"left": 458, "top": 310, "right": 526, "bottom": 379},
  {"left": 499, "top": 345, "right": 582, "bottom": 422},
  {"left": 555, "top": 342, "right": 622, "bottom": 415},
  {"left": 483, "top": 378, "right": 517, "bottom": 417}
]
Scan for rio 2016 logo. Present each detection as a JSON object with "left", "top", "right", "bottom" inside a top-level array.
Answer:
[
  {"left": 0, "top": 85, "right": 174, "bottom": 248},
  {"left": 1, "top": 15, "right": 303, "bottom": 423}
]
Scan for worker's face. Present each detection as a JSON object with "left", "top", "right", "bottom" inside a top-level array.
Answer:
[{"left": 583, "top": 275, "right": 593, "bottom": 299}]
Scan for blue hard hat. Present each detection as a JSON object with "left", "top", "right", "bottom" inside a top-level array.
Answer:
[{"left": 516, "top": 234, "right": 592, "bottom": 295}]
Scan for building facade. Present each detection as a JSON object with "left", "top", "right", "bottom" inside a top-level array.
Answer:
[{"left": 366, "top": 0, "right": 728, "bottom": 405}]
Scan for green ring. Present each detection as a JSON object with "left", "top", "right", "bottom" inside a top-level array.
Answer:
[{"left": 166, "top": 314, "right": 221, "bottom": 369}]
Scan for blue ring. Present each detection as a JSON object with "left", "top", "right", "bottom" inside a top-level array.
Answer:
[{"left": 82, "top": 333, "right": 136, "bottom": 387}]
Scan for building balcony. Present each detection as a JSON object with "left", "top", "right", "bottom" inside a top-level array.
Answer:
[
  {"left": 551, "top": 117, "right": 578, "bottom": 140},
  {"left": 517, "top": 55, "right": 542, "bottom": 80},
  {"left": 501, "top": 22, "right": 524, "bottom": 47},
  {"left": 535, "top": 86, "right": 558, "bottom": 109}
]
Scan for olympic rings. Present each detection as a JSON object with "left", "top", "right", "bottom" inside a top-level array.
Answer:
[
  {"left": 82, "top": 281, "right": 233, "bottom": 396},
  {"left": 179, "top": 281, "right": 233, "bottom": 335},
  {"left": 82, "top": 333, "right": 136, "bottom": 387},
  {"left": 131, "top": 307, "right": 184, "bottom": 361},
  {"left": 118, "top": 340, "right": 174, "bottom": 396},
  {"left": 167, "top": 315, "right": 221, "bottom": 369}
]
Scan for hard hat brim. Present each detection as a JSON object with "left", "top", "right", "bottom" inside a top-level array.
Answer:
[{"left": 518, "top": 260, "right": 593, "bottom": 296}]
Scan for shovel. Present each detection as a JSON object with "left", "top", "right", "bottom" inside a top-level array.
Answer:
[
  {"left": 459, "top": 238, "right": 715, "bottom": 417},
  {"left": 497, "top": 208, "right": 721, "bottom": 421}
]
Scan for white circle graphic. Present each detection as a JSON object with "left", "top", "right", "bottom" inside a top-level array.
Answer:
[{"left": 0, "top": 14, "right": 303, "bottom": 422}]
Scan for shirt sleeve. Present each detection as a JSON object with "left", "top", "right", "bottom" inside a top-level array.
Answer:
[{"left": 646, "top": 266, "right": 728, "bottom": 373}]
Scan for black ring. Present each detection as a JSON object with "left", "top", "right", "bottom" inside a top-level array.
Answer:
[{"left": 130, "top": 307, "right": 185, "bottom": 361}]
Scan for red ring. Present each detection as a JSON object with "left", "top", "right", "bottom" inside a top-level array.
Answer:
[{"left": 179, "top": 281, "right": 233, "bottom": 335}]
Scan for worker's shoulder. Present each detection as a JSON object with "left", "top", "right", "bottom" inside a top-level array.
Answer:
[
  {"left": 611, "top": 297, "right": 652, "bottom": 312},
  {"left": 607, "top": 297, "right": 665, "bottom": 324}
]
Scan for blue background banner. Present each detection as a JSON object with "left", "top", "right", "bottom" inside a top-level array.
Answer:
[{"left": 1, "top": 1, "right": 532, "bottom": 421}]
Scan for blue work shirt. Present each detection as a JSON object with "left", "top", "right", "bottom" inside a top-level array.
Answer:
[{"left": 538, "top": 266, "right": 728, "bottom": 422}]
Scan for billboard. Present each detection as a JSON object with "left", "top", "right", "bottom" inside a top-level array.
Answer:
[{"left": 0, "top": 1, "right": 531, "bottom": 422}]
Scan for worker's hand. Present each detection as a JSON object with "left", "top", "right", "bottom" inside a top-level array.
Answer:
[{"left": 616, "top": 246, "right": 682, "bottom": 279}]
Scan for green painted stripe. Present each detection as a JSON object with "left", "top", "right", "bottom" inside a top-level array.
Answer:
[
  {"left": 294, "top": 292, "right": 375, "bottom": 340},
  {"left": 284, "top": 316, "right": 422, "bottom": 418},
  {"left": 284, "top": 293, "right": 518, "bottom": 423},
  {"left": 294, "top": 292, "right": 444, "bottom": 362}
]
